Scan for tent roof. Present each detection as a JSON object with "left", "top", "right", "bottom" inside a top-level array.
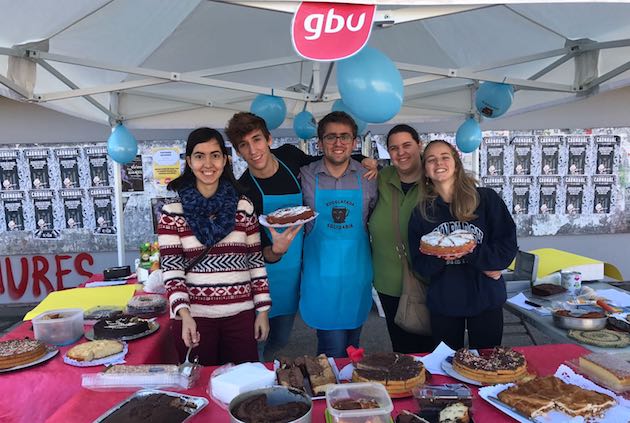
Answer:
[{"left": 1, "top": 1, "right": 630, "bottom": 131}]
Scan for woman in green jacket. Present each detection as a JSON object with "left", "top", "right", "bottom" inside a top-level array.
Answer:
[{"left": 368, "top": 125, "right": 437, "bottom": 353}]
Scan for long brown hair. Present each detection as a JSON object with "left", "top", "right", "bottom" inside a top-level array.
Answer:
[{"left": 417, "top": 140, "right": 479, "bottom": 222}]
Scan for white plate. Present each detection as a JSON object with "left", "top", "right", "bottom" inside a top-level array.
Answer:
[
  {"left": 85, "top": 321, "right": 159, "bottom": 341},
  {"left": 63, "top": 341, "right": 128, "bottom": 367},
  {"left": 0, "top": 346, "right": 59, "bottom": 373},
  {"left": 259, "top": 212, "right": 318, "bottom": 228},
  {"left": 440, "top": 356, "right": 483, "bottom": 386}
]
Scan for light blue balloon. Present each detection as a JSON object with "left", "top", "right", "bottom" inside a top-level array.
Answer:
[
  {"left": 250, "top": 94, "right": 286, "bottom": 130},
  {"left": 293, "top": 110, "right": 317, "bottom": 139},
  {"left": 336, "top": 46, "right": 404, "bottom": 123},
  {"left": 332, "top": 99, "right": 367, "bottom": 135},
  {"left": 475, "top": 82, "right": 514, "bottom": 118},
  {"left": 456, "top": 118, "right": 482, "bottom": 153},
  {"left": 107, "top": 124, "right": 138, "bottom": 164}
]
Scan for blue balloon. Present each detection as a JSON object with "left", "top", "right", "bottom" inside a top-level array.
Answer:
[
  {"left": 456, "top": 118, "right": 482, "bottom": 153},
  {"left": 250, "top": 94, "right": 286, "bottom": 130},
  {"left": 475, "top": 82, "right": 514, "bottom": 118},
  {"left": 336, "top": 46, "right": 403, "bottom": 123},
  {"left": 332, "top": 99, "right": 367, "bottom": 135},
  {"left": 107, "top": 124, "right": 138, "bottom": 164},
  {"left": 293, "top": 110, "right": 317, "bottom": 139}
]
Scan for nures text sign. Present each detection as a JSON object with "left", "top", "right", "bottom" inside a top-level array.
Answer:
[{"left": 292, "top": 2, "right": 376, "bottom": 61}]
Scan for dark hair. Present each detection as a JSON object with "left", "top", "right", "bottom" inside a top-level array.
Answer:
[
  {"left": 417, "top": 139, "right": 479, "bottom": 222},
  {"left": 225, "top": 112, "right": 271, "bottom": 150},
  {"left": 317, "top": 111, "right": 357, "bottom": 140},
  {"left": 167, "top": 127, "right": 239, "bottom": 192},
  {"left": 386, "top": 124, "right": 420, "bottom": 147}
]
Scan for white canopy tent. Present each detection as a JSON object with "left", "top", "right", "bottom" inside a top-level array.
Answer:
[{"left": 1, "top": 0, "right": 630, "bottom": 131}]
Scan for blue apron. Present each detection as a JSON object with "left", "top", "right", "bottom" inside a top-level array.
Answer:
[
  {"left": 300, "top": 174, "right": 373, "bottom": 329},
  {"left": 251, "top": 159, "right": 303, "bottom": 318}
]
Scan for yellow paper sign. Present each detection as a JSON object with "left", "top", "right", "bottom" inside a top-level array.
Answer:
[
  {"left": 152, "top": 147, "right": 181, "bottom": 186},
  {"left": 23, "top": 285, "right": 137, "bottom": 321}
]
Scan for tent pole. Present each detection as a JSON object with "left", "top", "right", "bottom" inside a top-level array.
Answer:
[{"left": 110, "top": 92, "right": 125, "bottom": 267}]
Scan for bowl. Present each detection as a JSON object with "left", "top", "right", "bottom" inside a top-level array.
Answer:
[
  {"left": 229, "top": 386, "right": 312, "bottom": 423},
  {"left": 552, "top": 310, "right": 607, "bottom": 331}
]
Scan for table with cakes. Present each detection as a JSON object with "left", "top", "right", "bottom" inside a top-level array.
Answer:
[{"left": 3, "top": 217, "right": 630, "bottom": 422}]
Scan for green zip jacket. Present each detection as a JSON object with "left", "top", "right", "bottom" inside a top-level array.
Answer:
[{"left": 368, "top": 166, "right": 425, "bottom": 297}]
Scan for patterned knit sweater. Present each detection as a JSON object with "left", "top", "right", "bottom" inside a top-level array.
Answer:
[{"left": 158, "top": 196, "right": 271, "bottom": 319}]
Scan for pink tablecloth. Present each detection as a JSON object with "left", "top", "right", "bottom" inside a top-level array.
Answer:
[
  {"left": 45, "top": 343, "right": 590, "bottom": 423},
  {"left": 0, "top": 312, "right": 177, "bottom": 423}
]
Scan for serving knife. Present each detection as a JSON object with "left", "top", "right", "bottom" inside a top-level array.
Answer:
[{"left": 486, "top": 395, "right": 538, "bottom": 422}]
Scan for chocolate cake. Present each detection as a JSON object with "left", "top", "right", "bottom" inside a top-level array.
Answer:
[
  {"left": 352, "top": 352, "right": 426, "bottom": 395},
  {"left": 100, "top": 393, "right": 195, "bottom": 423},
  {"left": 276, "top": 367, "right": 305, "bottom": 392},
  {"left": 531, "top": 283, "right": 566, "bottom": 296},
  {"left": 266, "top": 206, "right": 314, "bottom": 225},
  {"left": 231, "top": 393, "right": 309, "bottom": 423},
  {"left": 93, "top": 315, "right": 150, "bottom": 339}
]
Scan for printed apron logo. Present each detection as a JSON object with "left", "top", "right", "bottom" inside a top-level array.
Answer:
[
  {"left": 332, "top": 206, "right": 349, "bottom": 223},
  {"left": 292, "top": 2, "right": 376, "bottom": 61}
]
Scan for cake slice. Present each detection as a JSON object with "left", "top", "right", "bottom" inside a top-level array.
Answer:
[
  {"left": 304, "top": 354, "right": 336, "bottom": 396},
  {"left": 579, "top": 352, "right": 630, "bottom": 391},
  {"left": 438, "top": 402, "right": 470, "bottom": 423},
  {"left": 276, "top": 366, "right": 305, "bottom": 392}
]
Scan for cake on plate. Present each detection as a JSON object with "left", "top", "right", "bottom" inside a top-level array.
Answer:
[
  {"left": 93, "top": 315, "right": 150, "bottom": 339},
  {"left": 99, "top": 393, "right": 196, "bottom": 423},
  {"left": 66, "top": 340, "right": 124, "bottom": 362},
  {"left": 497, "top": 375, "right": 615, "bottom": 419},
  {"left": 419, "top": 230, "right": 475, "bottom": 257},
  {"left": 265, "top": 206, "right": 314, "bottom": 225},
  {"left": 439, "top": 402, "right": 470, "bottom": 423},
  {"left": 127, "top": 294, "right": 166, "bottom": 315},
  {"left": 579, "top": 352, "right": 630, "bottom": 391},
  {"left": 0, "top": 339, "right": 48, "bottom": 369},
  {"left": 452, "top": 347, "right": 527, "bottom": 384},
  {"left": 276, "top": 354, "right": 335, "bottom": 396},
  {"left": 352, "top": 352, "right": 426, "bottom": 396}
]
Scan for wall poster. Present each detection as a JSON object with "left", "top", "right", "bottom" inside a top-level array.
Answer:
[
  {"left": 511, "top": 176, "right": 532, "bottom": 215},
  {"left": 595, "top": 135, "right": 619, "bottom": 175},
  {"left": 25, "top": 149, "right": 50, "bottom": 189},
  {"left": 60, "top": 188, "right": 84, "bottom": 229},
  {"left": 481, "top": 176, "right": 505, "bottom": 200},
  {"left": 483, "top": 136, "right": 506, "bottom": 176},
  {"left": 512, "top": 136, "right": 534, "bottom": 175},
  {"left": 55, "top": 148, "right": 80, "bottom": 189},
  {"left": 86, "top": 147, "right": 110, "bottom": 187},
  {"left": 538, "top": 176, "right": 560, "bottom": 215},
  {"left": 565, "top": 175, "right": 587, "bottom": 216},
  {"left": 566, "top": 135, "right": 589, "bottom": 175},
  {"left": 121, "top": 155, "right": 144, "bottom": 192},
  {"left": 592, "top": 175, "right": 615, "bottom": 214},
  {"left": 0, "top": 150, "right": 20, "bottom": 190},
  {"left": 89, "top": 187, "right": 115, "bottom": 235},
  {"left": 31, "top": 189, "right": 58, "bottom": 239},
  {"left": 1, "top": 191, "right": 25, "bottom": 231},
  {"left": 539, "top": 136, "right": 562, "bottom": 175}
]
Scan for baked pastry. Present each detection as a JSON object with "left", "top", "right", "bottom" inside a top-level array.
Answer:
[
  {"left": 93, "top": 315, "right": 150, "bottom": 339},
  {"left": 439, "top": 402, "right": 470, "bottom": 423},
  {"left": 568, "top": 329, "right": 630, "bottom": 348},
  {"left": 276, "top": 367, "right": 305, "bottom": 392},
  {"left": 420, "top": 230, "right": 475, "bottom": 257},
  {"left": 304, "top": 354, "right": 336, "bottom": 396},
  {"left": 105, "top": 364, "right": 179, "bottom": 374},
  {"left": 531, "top": 283, "right": 566, "bottom": 296},
  {"left": 579, "top": 352, "right": 630, "bottom": 391},
  {"left": 608, "top": 317, "right": 630, "bottom": 332},
  {"left": 127, "top": 294, "right": 167, "bottom": 315},
  {"left": 452, "top": 347, "right": 527, "bottom": 384},
  {"left": 100, "top": 393, "right": 196, "bottom": 423},
  {"left": 352, "top": 352, "right": 426, "bottom": 395},
  {"left": 0, "top": 339, "right": 47, "bottom": 369},
  {"left": 66, "top": 340, "right": 124, "bottom": 362},
  {"left": 497, "top": 375, "right": 615, "bottom": 419},
  {"left": 266, "top": 206, "right": 314, "bottom": 225},
  {"left": 331, "top": 398, "right": 380, "bottom": 410}
]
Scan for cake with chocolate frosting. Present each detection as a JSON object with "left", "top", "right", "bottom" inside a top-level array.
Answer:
[
  {"left": 352, "top": 352, "right": 426, "bottom": 395},
  {"left": 93, "top": 315, "right": 150, "bottom": 339},
  {"left": 452, "top": 347, "right": 527, "bottom": 384},
  {"left": 266, "top": 206, "right": 314, "bottom": 225},
  {"left": 100, "top": 393, "right": 195, "bottom": 423},
  {"left": 420, "top": 230, "right": 475, "bottom": 257}
]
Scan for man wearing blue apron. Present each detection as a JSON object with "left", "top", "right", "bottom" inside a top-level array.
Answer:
[
  {"left": 226, "top": 112, "right": 377, "bottom": 360},
  {"left": 300, "top": 111, "right": 378, "bottom": 358}
]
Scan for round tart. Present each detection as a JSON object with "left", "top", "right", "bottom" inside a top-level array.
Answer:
[
  {"left": 0, "top": 339, "right": 48, "bottom": 369},
  {"left": 352, "top": 352, "right": 426, "bottom": 396},
  {"left": 420, "top": 229, "right": 476, "bottom": 257},
  {"left": 452, "top": 347, "right": 527, "bottom": 384},
  {"left": 568, "top": 329, "right": 630, "bottom": 348}
]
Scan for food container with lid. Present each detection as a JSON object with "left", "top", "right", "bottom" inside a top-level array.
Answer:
[
  {"left": 32, "top": 308, "right": 84, "bottom": 346},
  {"left": 412, "top": 384, "right": 473, "bottom": 410},
  {"left": 326, "top": 382, "right": 393, "bottom": 423},
  {"left": 229, "top": 386, "right": 312, "bottom": 423}
]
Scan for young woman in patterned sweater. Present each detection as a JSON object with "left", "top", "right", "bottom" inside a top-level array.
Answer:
[{"left": 158, "top": 127, "right": 271, "bottom": 366}]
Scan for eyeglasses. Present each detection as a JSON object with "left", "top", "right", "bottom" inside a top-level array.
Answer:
[{"left": 322, "top": 133, "right": 355, "bottom": 144}]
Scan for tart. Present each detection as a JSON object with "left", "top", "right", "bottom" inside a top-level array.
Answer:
[
  {"left": 452, "top": 347, "right": 527, "bottom": 384},
  {"left": 352, "top": 352, "right": 426, "bottom": 396},
  {"left": 420, "top": 230, "right": 475, "bottom": 257},
  {"left": 0, "top": 339, "right": 47, "bottom": 369}
]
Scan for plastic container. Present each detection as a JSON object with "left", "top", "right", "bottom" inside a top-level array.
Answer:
[
  {"left": 32, "top": 308, "right": 84, "bottom": 346},
  {"left": 209, "top": 362, "right": 277, "bottom": 406},
  {"left": 82, "top": 364, "right": 200, "bottom": 391},
  {"left": 326, "top": 382, "right": 393, "bottom": 423},
  {"left": 412, "top": 384, "right": 473, "bottom": 410}
]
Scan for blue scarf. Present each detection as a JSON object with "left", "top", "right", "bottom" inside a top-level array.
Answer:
[{"left": 179, "top": 180, "right": 238, "bottom": 247}]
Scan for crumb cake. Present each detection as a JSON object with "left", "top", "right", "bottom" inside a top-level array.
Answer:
[
  {"left": 266, "top": 206, "right": 314, "bottom": 225},
  {"left": 93, "top": 315, "right": 150, "bottom": 339},
  {"left": 452, "top": 347, "right": 527, "bottom": 384},
  {"left": 0, "top": 339, "right": 48, "bottom": 369},
  {"left": 579, "top": 352, "right": 630, "bottom": 391},
  {"left": 66, "top": 340, "right": 124, "bottom": 362},
  {"left": 497, "top": 375, "right": 615, "bottom": 419},
  {"left": 420, "top": 230, "right": 475, "bottom": 257},
  {"left": 352, "top": 352, "right": 426, "bottom": 395}
]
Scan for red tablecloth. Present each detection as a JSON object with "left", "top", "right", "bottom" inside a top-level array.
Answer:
[
  {"left": 0, "top": 310, "right": 177, "bottom": 423},
  {"left": 45, "top": 343, "right": 590, "bottom": 423}
]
